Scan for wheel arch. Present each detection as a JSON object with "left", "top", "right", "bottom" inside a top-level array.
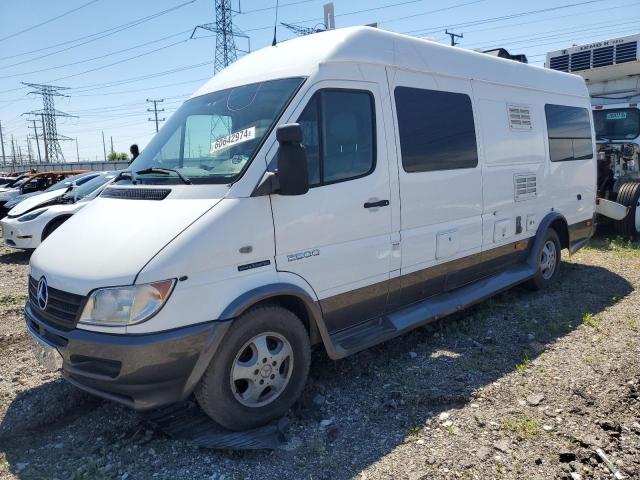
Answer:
[
  {"left": 219, "top": 283, "right": 325, "bottom": 346},
  {"left": 41, "top": 214, "right": 73, "bottom": 241},
  {"left": 527, "top": 212, "right": 568, "bottom": 269}
]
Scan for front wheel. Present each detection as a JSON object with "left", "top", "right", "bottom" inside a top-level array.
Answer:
[
  {"left": 195, "top": 304, "right": 310, "bottom": 431},
  {"left": 526, "top": 228, "right": 561, "bottom": 291}
]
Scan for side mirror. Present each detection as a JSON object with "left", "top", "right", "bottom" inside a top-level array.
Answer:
[{"left": 276, "top": 123, "right": 309, "bottom": 196}]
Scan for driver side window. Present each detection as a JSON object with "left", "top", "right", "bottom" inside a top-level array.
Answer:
[{"left": 297, "top": 89, "right": 376, "bottom": 187}]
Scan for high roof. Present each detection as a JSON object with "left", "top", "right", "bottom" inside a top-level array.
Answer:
[{"left": 194, "top": 26, "right": 587, "bottom": 98}]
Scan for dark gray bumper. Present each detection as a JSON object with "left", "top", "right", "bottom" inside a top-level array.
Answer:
[{"left": 25, "top": 303, "right": 231, "bottom": 411}]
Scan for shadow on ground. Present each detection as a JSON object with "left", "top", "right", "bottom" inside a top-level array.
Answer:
[
  {"left": 0, "top": 248, "right": 31, "bottom": 265},
  {"left": 1, "top": 259, "right": 634, "bottom": 479}
]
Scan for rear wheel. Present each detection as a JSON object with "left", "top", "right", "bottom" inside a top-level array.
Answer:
[
  {"left": 526, "top": 228, "right": 561, "bottom": 291},
  {"left": 195, "top": 304, "right": 310, "bottom": 431},
  {"left": 614, "top": 181, "right": 640, "bottom": 239}
]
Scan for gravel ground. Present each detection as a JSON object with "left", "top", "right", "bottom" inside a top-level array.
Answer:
[{"left": 0, "top": 236, "right": 639, "bottom": 480}]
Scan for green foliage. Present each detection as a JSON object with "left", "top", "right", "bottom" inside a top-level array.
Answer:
[
  {"left": 107, "top": 152, "right": 129, "bottom": 161},
  {"left": 582, "top": 312, "right": 600, "bottom": 328}
]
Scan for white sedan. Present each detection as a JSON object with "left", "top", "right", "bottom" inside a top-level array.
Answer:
[{"left": 0, "top": 171, "right": 117, "bottom": 250}]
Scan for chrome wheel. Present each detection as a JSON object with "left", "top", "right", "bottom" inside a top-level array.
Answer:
[
  {"left": 540, "top": 240, "right": 557, "bottom": 280},
  {"left": 230, "top": 332, "right": 293, "bottom": 408}
]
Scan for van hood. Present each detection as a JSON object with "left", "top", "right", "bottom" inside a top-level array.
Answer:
[
  {"left": 7, "top": 190, "right": 66, "bottom": 217},
  {"left": 30, "top": 193, "right": 226, "bottom": 295}
]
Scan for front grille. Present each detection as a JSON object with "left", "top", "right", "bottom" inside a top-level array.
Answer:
[
  {"left": 549, "top": 54, "right": 569, "bottom": 72},
  {"left": 101, "top": 187, "right": 171, "bottom": 200},
  {"left": 616, "top": 41, "right": 637, "bottom": 63},
  {"left": 28, "top": 276, "right": 85, "bottom": 331},
  {"left": 592, "top": 46, "right": 614, "bottom": 68},
  {"left": 570, "top": 51, "right": 591, "bottom": 71}
]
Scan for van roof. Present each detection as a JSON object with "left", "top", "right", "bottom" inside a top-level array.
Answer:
[{"left": 194, "top": 26, "right": 588, "bottom": 99}]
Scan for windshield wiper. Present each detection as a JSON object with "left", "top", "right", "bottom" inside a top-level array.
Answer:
[{"left": 136, "top": 167, "right": 192, "bottom": 185}]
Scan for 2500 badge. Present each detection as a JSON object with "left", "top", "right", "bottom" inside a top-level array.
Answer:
[{"left": 287, "top": 249, "right": 320, "bottom": 262}]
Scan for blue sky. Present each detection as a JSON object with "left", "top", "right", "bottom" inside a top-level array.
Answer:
[{"left": 0, "top": 0, "right": 639, "bottom": 163}]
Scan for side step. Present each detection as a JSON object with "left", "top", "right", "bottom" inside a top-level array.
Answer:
[{"left": 328, "top": 264, "right": 534, "bottom": 358}]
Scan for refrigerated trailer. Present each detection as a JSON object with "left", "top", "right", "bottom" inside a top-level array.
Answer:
[{"left": 547, "top": 34, "right": 640, "bottom": 236}]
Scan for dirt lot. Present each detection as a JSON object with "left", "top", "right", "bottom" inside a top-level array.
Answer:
[{"left": 0, "top": 237, "right": 639, "bottom": 480}]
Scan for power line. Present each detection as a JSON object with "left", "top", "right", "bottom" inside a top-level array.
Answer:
[
  {"left": 0, "top": 0, "right": 197, "bottom": 63},
  {"left": 0, "top": 0, "right": 101, "bottom": 43}
]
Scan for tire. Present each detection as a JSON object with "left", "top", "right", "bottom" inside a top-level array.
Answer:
[
  {"left": 195, "top": 304, "right": 311, "bottom": 431},
  {"left": 614, "top": 181, "right": 640, "bottom": 239},
  {"left": 41, "top": 217, "right": 69, "bottom": 242},
  {"left": 525, "top": 228, "right": 561, "bottom": 291}
]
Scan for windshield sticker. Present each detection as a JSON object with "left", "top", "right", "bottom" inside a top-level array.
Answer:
[
  {"left": 606, "top": 112, "right": 627, "bottom": 121},
  {"left": 210, "top": 126, "right": 256, "bottom": 154}
]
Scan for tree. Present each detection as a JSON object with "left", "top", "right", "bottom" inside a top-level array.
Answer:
[{"left": 108, "top": 152, "right": 129, "bottom": 161}]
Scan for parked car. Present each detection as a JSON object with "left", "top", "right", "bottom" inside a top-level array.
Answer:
[
  {"left": 26, "top": 27, "right": 596, "bottom": 431},
  {"left": 1, "top": 171, "right": 117, "bottom": 250},
  {"left": 1, "top": 171, "right": 100, "bottom": 214},
  {"left": 0, "top": 170, "right": 88, "bottom": 217},
  {"left": 0, "top": 172, "right": 31, "bottom": 188}
]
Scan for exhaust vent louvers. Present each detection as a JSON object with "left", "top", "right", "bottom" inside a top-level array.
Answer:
[
  {"left": 616, "top": 41, "right": 637, "bottom": 63},
  {"left": 514, "top": 174, "right": 537, "bottom": 202},
  {"left": 549, "top": 54, "right": 569, "bottom": 72},
  {"left": 508, "top": 105, "right": 532, "bottom": 131},
  {"left": 592, "top": 46, "right": 614, "bottom": 68},
  {"left": 101, "top": 187, "right": 171, "bottom": 200}
]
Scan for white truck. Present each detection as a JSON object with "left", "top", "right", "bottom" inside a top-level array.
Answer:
[{"left": 547, "top": 34, "right": 640, "bottom": 236}]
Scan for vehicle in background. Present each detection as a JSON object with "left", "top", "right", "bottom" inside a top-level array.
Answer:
[
  {"left": 1, "top": 171, "right": 118, "bottom": 250},
  {"left": 0, "top": 172, "right": 31, "bottom": 188},
  {"left": 27, "top": 27, "right": 595, "bottom": 431},
  {"left": 546, "top": 34, "right": 640, "bottom": 236},
  {"left": 0, "top": 170, "right": 88, "bottom": 217},
  {"left": 1, "top": 172, "right": 100, "bottom": 215}
]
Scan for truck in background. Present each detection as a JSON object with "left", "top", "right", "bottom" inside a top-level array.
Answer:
[{"left": 547, "top": 34, "right": 640, "bottom": 237}]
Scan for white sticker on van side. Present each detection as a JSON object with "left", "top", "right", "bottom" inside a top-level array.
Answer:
[{"left": 210, "top": 126, "right": 256, "bottom": 154}]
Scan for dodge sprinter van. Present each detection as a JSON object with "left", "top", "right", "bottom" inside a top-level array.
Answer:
[{"left": 26, "top": 27, "right": 596, "bottom": 431}]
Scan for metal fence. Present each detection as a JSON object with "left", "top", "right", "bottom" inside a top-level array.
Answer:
[{"left": 0, "top": 161, "right": 129, "bottom": 173}]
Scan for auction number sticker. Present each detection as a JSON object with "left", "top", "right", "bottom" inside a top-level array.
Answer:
[{"left": 210, "top": 126, "right": 256, "bottom": 154}]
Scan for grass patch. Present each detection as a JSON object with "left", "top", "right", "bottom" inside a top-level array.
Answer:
[
  {"left": 516, "top": 351, "right": 531, "bottom": 374},
  {"left": 502, "top": 414, "right": 541, "bottom": 440},
  {"left": 582, "top": 312, "right": 601, "bottom": 328},
  {"left": 585, "top": 236, "right": 640, "bottom": 257}
]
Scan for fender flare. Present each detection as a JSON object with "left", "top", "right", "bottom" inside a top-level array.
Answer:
[{"left": 526, "top": 211, "right": 568, "bottom": 269}]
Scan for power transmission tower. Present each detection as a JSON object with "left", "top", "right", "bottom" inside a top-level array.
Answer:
[
  {"left": 191, "top": 0, "right": 250, "bottom": 74},
  {"left": 147, "top": 99, "right": 165, "bottom": 133},
  {"left": 0, "top": 120, "right": 6, "bottom": 168},
  {"left": 280, "top": 22, "right": 325, "bottom": 37},
  {"left": 445, "top": 29, "right": 463, "bottom": 46},
  {"left": 22, "top": 82, "right": 76, "bottom": 162}
]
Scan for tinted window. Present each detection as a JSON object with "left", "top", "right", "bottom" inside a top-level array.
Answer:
[
  {"left": 297, "top": 90, "right": 375, "bottom": 186},
  {"left": 545, "top": 104, "right": 594, "bottom": 162},
  {"left": 593, "top": 108, "right": 640, "bottom": 141},
  {"left": 394, "top": 87, "right": 478, "bottom": 172}
]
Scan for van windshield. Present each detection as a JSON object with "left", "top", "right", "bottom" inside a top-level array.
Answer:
[
  {"left": 130, "top": 77, "right": 305, "bottom": 184},
  {"left": 594, "top": 108, "right": 640, "bottom": 141}
]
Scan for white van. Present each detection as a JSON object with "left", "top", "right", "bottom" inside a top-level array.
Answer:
[{"left": 26, "top": 27, "right": 596, "bottom": 431}]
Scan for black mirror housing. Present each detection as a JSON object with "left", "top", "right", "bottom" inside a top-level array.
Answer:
[{"left": 276, "top": 123, "right": 309, "bottom": 196}]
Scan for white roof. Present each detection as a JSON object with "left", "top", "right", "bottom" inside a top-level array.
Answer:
[{"left": 193, "top": 26, "right": 587, "bottom": 98}]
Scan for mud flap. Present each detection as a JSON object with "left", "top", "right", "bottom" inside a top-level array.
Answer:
[{"left": 141, "top": 401, "right": 289, "bottom": 450}]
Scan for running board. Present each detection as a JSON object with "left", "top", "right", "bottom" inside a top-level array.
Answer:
[{"left": 328, "top": 264, "right": 534, "bottom": 358}]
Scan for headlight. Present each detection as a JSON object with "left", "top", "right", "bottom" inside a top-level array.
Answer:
[
  {"left": 17, "top": 209, "right": 48, "bottom": 222},
  {"left": 79, "top": 279, "right": 175, "bottom": 326}
]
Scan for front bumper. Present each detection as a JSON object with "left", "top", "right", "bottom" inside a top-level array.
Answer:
[
  {"left": 25, "top": 302, "right": 231, "bottom": 410},
  {"left": 1, "top": 220, "right": 39, "bottom": 249}
]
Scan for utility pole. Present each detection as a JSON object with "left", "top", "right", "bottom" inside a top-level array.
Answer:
[
  {"left": 102, "top": 131, "right": 107, "bottom": 161},
  {"left": 75, "top": 137, "right": 80, "bottom": 162},
  {"left": 110, "top": 136, "right": 114, "bottom": 155},
  {"left": 26, "top": 137, "right": 33, "bottom": 163},
  {"left": 0, "top": 120, "right": 5, "bottom": 167},
  {"left": 28, "top": 119, "right": 42, "bottom": 163},
  {"left": 147, "top": 98, "right": 165, "bottom": 132},
  {"left": 10, "top": 136, "right": 16, "bottom": 168},
  {"left": 445, "top": 29, "right": 463, "bottom": 46}
]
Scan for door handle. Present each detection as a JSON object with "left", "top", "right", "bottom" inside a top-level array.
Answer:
[{"left": 364, "top": 200, "right": 390, "bottom": 209}]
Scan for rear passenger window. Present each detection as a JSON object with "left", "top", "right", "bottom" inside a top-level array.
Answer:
[
  {"left": 297, "top": 90, "right": 375, "bottom": 186},
  {"left": 545, "top": 104, "right": 594, "bottom": 162},
  {"left": 394, "top": 87, "right": 478, "bottom": 172}
]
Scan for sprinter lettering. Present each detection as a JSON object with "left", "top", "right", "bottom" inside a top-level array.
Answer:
[{"left": 210, "top": 126, "right": 256, "bottom": 154}]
